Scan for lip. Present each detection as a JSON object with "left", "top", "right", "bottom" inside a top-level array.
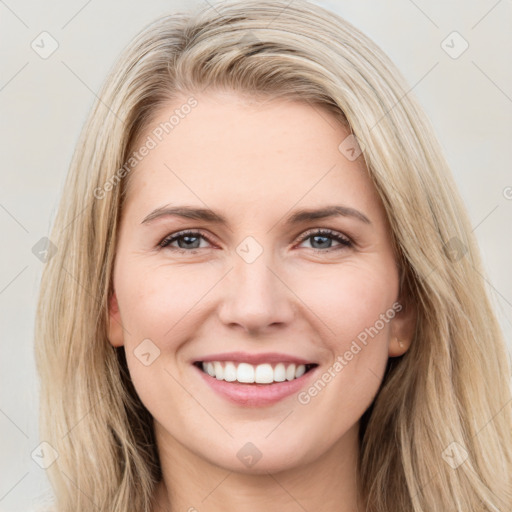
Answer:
[
  {"left": 192, "top": 359, "right": 319, "bottom": 407},
  {"left": 193, "top": 351, "right": 316, "bottom": 366}
]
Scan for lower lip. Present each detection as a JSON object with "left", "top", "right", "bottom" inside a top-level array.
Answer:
[{"left": 194, "top": 364, "right": 318, "bottom": 407}]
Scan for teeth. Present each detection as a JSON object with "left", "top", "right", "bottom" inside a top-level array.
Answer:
[
  {"left": 200, "top": 361, "right": 312, "bottom": 384},
  {"left": 223, "top": 362, "right": 237, "bottom": 382},
  {"left": 205, "top": 362, "right": 215, "bottom": 377},
  {"left": 214, "top": 361, "right": 224, "bottom": 380},
  {"left": 274, "top": 363, "right": 286, "bottom": 382},
  {"left": 237, "top": 363, "right": 254, "bottom": 383},
  {"left": 286, "top": 364, "right": 296, "bottom": 381},
  {"left": 255, "top": 363, "right": 273, "bottom": 384},
  {"left": 295, "top": 364, "right": 306, "bottom": 378}
]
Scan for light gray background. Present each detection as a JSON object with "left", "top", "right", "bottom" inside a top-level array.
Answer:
[{"left": 1, "top": 0, "right": 511, "bottom": 510}]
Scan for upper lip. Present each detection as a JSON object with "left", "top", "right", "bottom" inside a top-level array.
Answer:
[{"left": 193, "top": 351, "right": 317, "bottom": 366}]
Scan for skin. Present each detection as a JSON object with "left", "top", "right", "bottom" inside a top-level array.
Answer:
[{"left": 107, "top": 89, "right": 416, "bottom": 512}]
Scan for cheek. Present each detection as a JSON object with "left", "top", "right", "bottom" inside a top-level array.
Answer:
[
  {"left": 297, "top": 260, "right": 398, "bottom": 344},
  {"left": 115, "top": 260, "right": 208, "bottom": 342}
]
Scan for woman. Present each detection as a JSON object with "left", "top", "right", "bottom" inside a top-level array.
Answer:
[{"left": 34, "top": 1, "right": 512, "bottom": 511}]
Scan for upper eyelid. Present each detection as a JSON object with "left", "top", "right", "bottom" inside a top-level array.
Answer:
[{"left": 298, "top": 227, "right": 350, "bottom": 240}]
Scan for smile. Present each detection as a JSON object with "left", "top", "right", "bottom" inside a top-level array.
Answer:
[
  {"left": 192, "top": 354, "right": 320, "bottom": 406},
  {"left": 196, "top": 361, "right": 318, "bottom": 384}
]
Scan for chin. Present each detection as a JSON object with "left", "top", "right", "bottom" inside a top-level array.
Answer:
[{"left": 199, "top": 438, "right": 316, "bottom": 476}]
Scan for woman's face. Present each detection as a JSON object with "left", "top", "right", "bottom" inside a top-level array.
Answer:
[{"left": 108, "top": 90, "right": 415, "bottom": 473}]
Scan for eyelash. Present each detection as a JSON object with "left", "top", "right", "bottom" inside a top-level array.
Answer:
[{"left": 158, "top": 228, "right": 353, "bottom": 254}]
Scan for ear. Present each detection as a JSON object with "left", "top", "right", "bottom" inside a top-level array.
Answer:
[
  {"left": 107, "top": 290, "right": 125, "bottom": 347},
  {"left": 388, "top": 297, "right": 416, "bottom": 358}
]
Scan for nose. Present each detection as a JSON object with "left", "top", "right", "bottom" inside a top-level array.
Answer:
[{"left": 216, "top": 249, "right": 296, "bottom": 335}]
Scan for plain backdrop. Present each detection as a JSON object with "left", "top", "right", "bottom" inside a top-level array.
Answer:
[{"left": 1, "top": 0, "right": 511, "bottom": 510}]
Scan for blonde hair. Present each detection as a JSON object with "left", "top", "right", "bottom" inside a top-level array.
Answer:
[{"left": 34, "top": 1, "right": 512, "bottom": 511}]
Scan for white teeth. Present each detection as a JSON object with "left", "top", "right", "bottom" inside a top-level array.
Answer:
[
  {"left": 237, "top": 363, "right": 254, "bottom": 383},
  {"left": 214, "top": 361, "right": 224, "bottom": 380},
  {"left": 200, "top": 361, "right": 313, "bottom": 384},
  {"left": 255, "top": 364, "right": 274, "bottom": 384},
  {"left": 206, "top": 362, "right": 215, "bottom": 377},
  {"left": 295, "top": 364, "right": 306, "bottom": 378},
  {"left": 223, "top": 362, "right": 237, "bottom": 382},
  {"left": 273, "top": 363, "right": 286, "bottom": 382}
]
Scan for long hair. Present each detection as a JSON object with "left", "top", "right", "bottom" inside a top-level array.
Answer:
[{"left": 34, "top": 1, "right": 512, "bottom": 510}]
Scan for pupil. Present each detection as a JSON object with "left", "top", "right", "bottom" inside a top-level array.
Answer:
[
  {"left": 312, "top": 235, "right": 330, "bottom": 249},
  {"left": 180, "top": 236, "right": 199, "bottom": 249}
]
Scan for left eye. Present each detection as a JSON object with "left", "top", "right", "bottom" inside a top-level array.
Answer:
[
  {"left": 158, "top": 229, "right": 352, "bottom": 253},
  {"left": 297, "top": 229, "right": 352, "bottom": 251}
]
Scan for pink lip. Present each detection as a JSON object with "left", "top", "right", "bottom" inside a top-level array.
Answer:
[
  {"left": 193, "top": 362, "right": 319, "bottom": 407},
  {"left": 194, "top": 351, "right": 316, "bottom": 366}
]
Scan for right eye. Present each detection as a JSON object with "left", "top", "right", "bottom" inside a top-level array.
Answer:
[{"left": 158, "top": 230, "right": 213, "bottom": 253}]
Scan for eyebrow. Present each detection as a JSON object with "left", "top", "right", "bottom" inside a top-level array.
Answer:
[{"left": 141, "top": 204, "right": 371, "bottom": 226}]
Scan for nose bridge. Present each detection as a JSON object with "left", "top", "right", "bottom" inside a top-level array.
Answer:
[
  {"left": 235, "top": 247, "right": 275, "bottom": 297},
  {"left": 217, "top": 238, "right": 293, "bottom": 332}
]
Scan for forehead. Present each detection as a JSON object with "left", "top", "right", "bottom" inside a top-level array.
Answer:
[{"left": 123, "top": 91, "right": 384, "bottom": 223}]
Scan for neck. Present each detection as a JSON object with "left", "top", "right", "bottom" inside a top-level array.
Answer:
[{"left": 151, "top": 422, "right": 364, "bottom": 512}]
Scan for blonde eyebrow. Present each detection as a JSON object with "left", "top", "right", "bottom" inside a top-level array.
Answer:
[{"left": 141, "top": 204, "right": 371, "bottom": 226}]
